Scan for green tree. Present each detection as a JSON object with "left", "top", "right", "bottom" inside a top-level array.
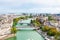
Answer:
[
  {"left": 13, "top": 18, "right": 20, "bottom": 26},
  {"left": 30, "top": 20, "right": 33, "bottom": 24},
  {"left": 55, "top": 32, "right": 60, "bottom": 40},
  {"left": 47, "top": 27, "right": 57, "bottom": 36},
  {"left": 41, "top": 25, "right": 50, "bottom": 32},
  {"left": 48, "top": 16, "right": 53, "bottom": 21},
  {"left": 11, "top": 27, "right": 17, "bottom": 34}
]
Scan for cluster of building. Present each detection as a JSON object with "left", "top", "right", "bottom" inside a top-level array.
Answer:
[
  {"left": 0, "top": 13, "right": 22, "bottom": 37},
  {"left": 0, "top": 14, "right": 13, "bottom": 36},
  {"left": 38, "top": 14, "right": 60, "bottom": 31}
]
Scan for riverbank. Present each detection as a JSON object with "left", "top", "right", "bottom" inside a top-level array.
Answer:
[
  {"left": 36, "top": 30, "right": 55, "bottom": 40},
  {"left": 0, "top": 34, "right": 16, "bottom": 40}
]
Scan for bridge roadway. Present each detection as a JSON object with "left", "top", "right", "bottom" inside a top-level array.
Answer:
[{"left": 16, "top": 26, "right": 39, "bottom": 30}]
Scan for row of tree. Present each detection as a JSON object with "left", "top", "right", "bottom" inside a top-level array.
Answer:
[
  {"left": 11, "top": 17, "right": 25, "bottom": 34},
  {"left": 40, "top": 25, "right": 60, "bottom": 40}
]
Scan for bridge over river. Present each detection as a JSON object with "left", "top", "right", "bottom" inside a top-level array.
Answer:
[
  {"left": 16, "top": 24, "right": 39, "bottom": 30},
  {"left": 16, "top": 18, "right": 39, "bottom": 30},
  {"left": 6, "top": 18, "right": 45, "bottom": 40}
]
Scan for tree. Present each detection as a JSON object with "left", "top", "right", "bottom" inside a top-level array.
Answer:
[
  {"left": 34, "top": 22, "right": 41, "bottom": 27},
  {"left": 11, "top": 27, "right": 17, "bottom": 34},
  {"left": 41, "top": 25, "right": 50, "bottom": 32},
  {"left": 20, "top": 17, "right": 25, "bottom": 19},
  {"left": 55, "top": 32, "right": 60, "bottom": 40},
  {"left": 48, "top": 16, "right": 53, "bottom": 21},
  {"left": 13, "top": 18, "right": 20, "bottom": 26},
  {"left": 31, "top": 20, "right": 41, "bottom": 27},
  {"left": 30, "top": 20, "right": 33, "bottom": 24},
  {"left": 25, "top": 16, "right": 28, "bottom": 19},
  {"left": 47, "top": 27, "right": 57, "bottom": 36}
]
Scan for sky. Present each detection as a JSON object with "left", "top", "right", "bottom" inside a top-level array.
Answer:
[{"left": 0, "top": 0, "right": 60, "bottom": 14}]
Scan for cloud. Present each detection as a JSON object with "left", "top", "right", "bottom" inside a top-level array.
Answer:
[
  {"left": 0, "top": 0, "right": 60, "bottom": 7},
  {"left": 0, "top": 0, "right": 60, "bottom": 14}
]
